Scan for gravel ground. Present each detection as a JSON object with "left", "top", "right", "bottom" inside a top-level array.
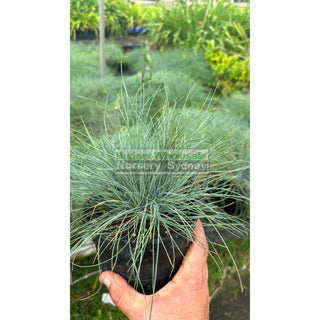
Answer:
[{"left": 210, "top": 270, "right": 250, "bottom": 320}]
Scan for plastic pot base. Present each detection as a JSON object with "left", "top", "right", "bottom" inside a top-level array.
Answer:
[{"left": 94, "top": 232, "right": 190, "bottom": 294}]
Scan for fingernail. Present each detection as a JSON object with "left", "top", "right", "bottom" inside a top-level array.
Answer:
[{"left": 103, "top": 277, "right": 111, "bottom": 288}]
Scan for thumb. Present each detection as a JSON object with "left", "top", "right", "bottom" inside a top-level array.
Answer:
[{"left": 99, "top": 271, "right": 144, "bottom": 315}]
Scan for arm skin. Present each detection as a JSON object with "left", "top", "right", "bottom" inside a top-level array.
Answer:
[{"left": 99, "top": 219, "right": 210, "bottom": 320}]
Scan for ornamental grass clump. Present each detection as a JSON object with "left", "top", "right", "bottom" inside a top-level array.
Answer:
[{"left": 70, "top": 83, "right": 249, "bottom": 296}]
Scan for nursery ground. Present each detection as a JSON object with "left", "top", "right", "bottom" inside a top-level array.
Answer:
[{"left": 210, "top": 270, "right": 250, "bottom": 320}]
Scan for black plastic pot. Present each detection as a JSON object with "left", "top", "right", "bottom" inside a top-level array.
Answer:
[
  {"left": 93, "top": 231, "right": 190, "bottom": 294},
  {"left": 205, "top": 224, "right": 250, "bottom": 244},
  {"left": 92, "top": 223, "right": 249, "bottom": 295}
]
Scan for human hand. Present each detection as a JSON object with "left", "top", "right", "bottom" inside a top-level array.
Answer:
[{"left": 99, "top": 219, "right": 209, "bottom": 320}]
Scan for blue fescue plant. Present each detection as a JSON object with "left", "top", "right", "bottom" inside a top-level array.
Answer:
[{"left": 70, "top": 82, "right": 249, "bottom": 297}]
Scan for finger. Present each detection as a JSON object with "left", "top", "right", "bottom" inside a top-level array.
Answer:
[
  {"left": 99, "top": 271, "right": 145, "bottom": 316},
  {"left": 192, "top": 218, "right": 209, "bottom": 252},
  {"left": 171, "top": 219, "right": 208, "bottom": 285},
  {"left": 184, "top": 219, "right": 209, "bottom": 266}
]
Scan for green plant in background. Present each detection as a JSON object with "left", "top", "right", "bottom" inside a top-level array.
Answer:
[
  {"left": 70, "top": 0, "right": 250, "bottom": 95},
  {"left": 210, "top": 96, "right": 250, "bottom": 219},
  {"left": 70, "top": 0, "right": 129, "bottom": 40},
  {"left": 205, "top": 47, "right": 250, "bottom": 95},
  {"left": 212, "top": 94, "right": 250, "bottom": 172},
  {"left": 70, "top": 42, "right": 250, "bottom": 138},
  {"left": 70, "top": 0, "right": 154, "bottom": 40},
  {"left": 150, "top": 48, "right": 213, "bottom": 86},
  {"left": 104, "top": 0, "right": 154, "bottom": 36},
  {"left": 104, "top": 42, "right": 130, "bottom": 73},
  {"left": 144, "top": 0, "right": 202, "bottom": 48},
  {"left": 135, "top": 49, "right": 153, "bottom": 84},
  {"left": 70, "top": 0, "right": 250, "bottom": 53},
  {"left": 143, "top": 71, "right": 210, "bottom": 110},
  {"left": 70, "top": 75, "right": 139, "bottom": 138},
  {"left": 126, "top": 1, "right": 153, "bottom": 30},
  {"left": 70, "top": 43, "right": 215, "bottom": 136},
  {"left": 70, "top": 0, "right": 100, "bottom": 40},
  {"left": 70, "top": 42, "right": 251, "bottom": 141},
  {"left": 199, "top": 1, "right": 250, "bottom": 55},
  {"left": 70, "top": 43, "right": 145, "bottom": 138},
  {"left": 70, "top": 42, "right": 103, "bottom": 79},
  {"left": 132, "top": 47, "right": 214, "bottom": 111},
  {"left": 144, "top": 0, "right": 250, "bottom": 51},
  {"left": 216, "top": 93, "right": 250, "bottom": 126},
  {"left": 207, "top": 237, "right": 250, "bottom": 292},
  {"left": 104, "top": 42, "right": 147, "bottom": 75},
  {"left": 144, "top": 0, "right": 250, "bottom": 94},
  {"left": 104, "top": 0, "right": 130, "bottom": 37}
]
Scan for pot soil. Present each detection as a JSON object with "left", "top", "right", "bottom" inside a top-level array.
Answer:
[{"left": 93, "top": 231, "right": 190, "bottom": 294}]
